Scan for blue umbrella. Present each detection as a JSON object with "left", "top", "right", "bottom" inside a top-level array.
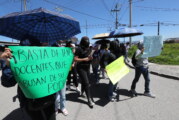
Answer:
[
  {"left": 0, "top": 8, "right": 81, "bottom": 44},
  {"left": 109, "top": 27, "right": 143, "bottom": 38}
]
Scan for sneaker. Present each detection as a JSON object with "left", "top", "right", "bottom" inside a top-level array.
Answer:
[
  {"left": 96, "top": 80, "right": 100, "bottom": 85},
  {"left": 56, "top": 110, "right": 59, "bottom": 115},
  {"left": 101, "top": 76, "right": 106, "bottom": 79},
  {"left": 76, "top": 87, "right": 81, "bottom": 94},
  {"left": 144, "top": 92, "right": 156, "bottom": 98},
  {"left": 110, "top": 97, "right": 115, "bottom": 102},
  {"left": 130, "top": 89, "right": 137, "bottom": 97},
  {"left": 66, "top": 85, "right": 71, "bottom": 91},
  {"left": 108, "top": 96, "right": 116, "bottom": 102},
  {"left": 80, "top": 92, "right": 86, "bottom": 98},
  {"left": 113, "top": 92, "right": 117, "bottom": 97},
  {"left": 88, "top": 100, "right": 95, "bottom": 108},
  {"left": 61, "top": 108, "right": 69, "bottom": 116}
]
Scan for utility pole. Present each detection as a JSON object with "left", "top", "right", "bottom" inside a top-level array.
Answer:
[
  {"left": 111, "top": 4, "right": 120, "bottom": 29},
  {"left": 129, "top": 0, "right": 132, "bottom": 46},
  {"left": 22, "top": 0, "right": 27, "bottom": 11},
  {"left": 158, "top": 21, "right": 160, "bottom": 35}
]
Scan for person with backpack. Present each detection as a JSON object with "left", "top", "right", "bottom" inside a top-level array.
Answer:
[{"left": 130, "top": 42, "right": 155, "bottom": 98}]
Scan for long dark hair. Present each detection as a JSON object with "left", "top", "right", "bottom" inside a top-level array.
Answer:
[
  {"left": 80, "top": 36, "right": 90, "bottom": 49},
  {"left": 20, "top": 35, "right": 41, "bottom": 46},
  {"left": 109, "top": 40, "right": 120, "bottom": 57}
]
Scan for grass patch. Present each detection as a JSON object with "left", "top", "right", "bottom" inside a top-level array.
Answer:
[{"left": 128, "top": 43, "right": 179, "bottom": 65}]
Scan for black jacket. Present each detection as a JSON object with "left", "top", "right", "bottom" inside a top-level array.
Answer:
[{"left": 100, "top": 50, "right": 120, "bottom": 68}]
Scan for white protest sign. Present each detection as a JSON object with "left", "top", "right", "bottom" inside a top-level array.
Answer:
[{"left": 142, "top": 36, "right": 163, "bottom": 58}]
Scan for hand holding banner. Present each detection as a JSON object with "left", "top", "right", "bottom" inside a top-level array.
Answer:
[
  {"left": 105, "top": 56, "right": 130, "bottom": 85},
  {"left": 9, "top": 46, "right": 73, "bottom": 99}
]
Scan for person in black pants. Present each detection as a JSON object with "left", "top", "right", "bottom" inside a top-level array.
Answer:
[
  {"left": 74, "top": 36, "right": 94, "bottom": 108},
  {"left": 0, "top": 37, "right": 56, "bottom": 120}
]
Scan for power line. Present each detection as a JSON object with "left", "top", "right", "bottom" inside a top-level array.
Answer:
[
  {"left": 135, "top": 6, "right": 179, "bottom": 12},
  {"left": 111, "top": 0, "right": 118, "bottom": 10},
  {"left": 80, "top": 23, "right": 134, "bottom": 29},
  {"left": 80, "top": 24, "right": 112, "bottom": 29},
  {"left": 140, "top": 22, "right": 179, "bottom": 27},
  {"left": 43, "top": 0, "right": 112, "bottom": 22},
  {"left": 118, "top": 5, "right": 129, "bottom": 21},
  {"left": 132, "top": 0, "right": 144, "bottom": 3},
  {"left": 101, "top": 0, "right": 115, "bottom": 18},
  {"left": 111, "top": 4, "right": 120, "bottom": 29},
  {"left": 62, "top": 0, "right": 82, "bottom": 8}
]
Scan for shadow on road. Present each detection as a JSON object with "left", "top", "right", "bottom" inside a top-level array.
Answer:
[
  {"left": 66, "top": 73, "right": 136, "bottom": 107},
  {"left": 91, "top": 83, "right": 110, "bottom": 107},
  {"left": 2, "top": 108, "right": 30, "bottom": 120},
  {"left": 66, "top": 91, "right": 89, "bottom": 105},
  {"left": 116, "top": 89, "right": 133, "bottom": 101}
]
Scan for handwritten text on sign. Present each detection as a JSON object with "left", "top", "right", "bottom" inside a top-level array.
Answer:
[{"left": 9, "top": 46, "right": 74, "bottom": 99}]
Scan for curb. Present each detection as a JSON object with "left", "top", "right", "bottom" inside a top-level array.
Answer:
[{"left": 126, "top": 63, "right": 179, "bottom": 81}]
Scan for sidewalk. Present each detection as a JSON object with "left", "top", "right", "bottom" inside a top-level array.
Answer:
[{"left": 126, "top": 60, "right": 179, "bottom": 80}]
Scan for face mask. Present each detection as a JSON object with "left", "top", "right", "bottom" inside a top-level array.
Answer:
[{"left": 80, "top": 40, "right": 89, "bottom": 48}]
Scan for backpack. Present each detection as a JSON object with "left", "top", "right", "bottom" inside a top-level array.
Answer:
[{"left": 131, "top": 52, "right": 137, "bottom": 67}]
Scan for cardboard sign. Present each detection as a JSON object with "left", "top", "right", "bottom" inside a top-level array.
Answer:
[
  {"left": 106, "top": 56, "right": 130, "bottom": 85},
  {"left": 9, "top": 46, "right": 73, "bottom": 99}
]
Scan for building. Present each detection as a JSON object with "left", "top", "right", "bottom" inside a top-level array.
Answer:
[{"left": 0, "top": 41, "right": 19, "bottom": 46}]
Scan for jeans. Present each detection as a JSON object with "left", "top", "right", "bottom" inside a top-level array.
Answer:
[
  {"left": 125, "top": 52, "right": 129, "bottom": 61},
  {"left": 100, "top": 67, "right": 106, "bottom": 78},
  {"left": 55, "top": 83, "right": 66, "bottom": 111},
  {"left": 131, "top": 66, "right": 150, "bottom": 93},
  {"left": 92, "top": 64, "right": 99, "bottom": 82},
  {"left": 108, "top": 81, "right": 118, "bottom": 98}
]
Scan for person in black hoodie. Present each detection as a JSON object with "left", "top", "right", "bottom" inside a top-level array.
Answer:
[
  {"left": 74, "top": 36, "right": 95, "bottom": 108},
  {"left": 0, "top": 36, "right": 56, "bottom": 120},
  {"left": 100, "top": 40, "right": 121, "bottom": 102}
]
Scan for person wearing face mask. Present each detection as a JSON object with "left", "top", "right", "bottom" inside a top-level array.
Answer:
[
  {"left": 0, "top": 36, "right": 56, "bottom": 120},
  {"left": 100, "top": 40, "right": 121, "bottom": 101},
  {"left": 74, "top": 36, "right": 95, "bottom": 108}
]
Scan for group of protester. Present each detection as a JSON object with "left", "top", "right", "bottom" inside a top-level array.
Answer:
[{"left": 0, "top": 36, "right": 155, "bottom": 120}]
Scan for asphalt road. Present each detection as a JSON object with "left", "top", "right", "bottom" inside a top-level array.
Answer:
[{"left": 0, "top": 68, "right": 179, "bottom": 120}]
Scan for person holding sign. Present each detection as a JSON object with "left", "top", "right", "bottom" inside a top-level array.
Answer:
[
  {"left": 0, "top": 37, "right": 57, "bottom": 120},
  {"left": 74, "top": 36, "right": 95, "bottom": 108},
  {"left": 100, "top": 40, "right": 121, "bottom": 102},
  {"left": 130, "top": 42, "right": 155, "bottom": 98},
  {"left": 66, "top": 41, "right": 80, "bottom": 93}
]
